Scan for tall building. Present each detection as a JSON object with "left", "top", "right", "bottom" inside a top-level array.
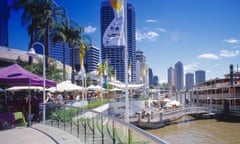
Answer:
[
  {"left": 167, "top": 67, "right": 175, "bottom": 87},
  {"left": 49, "top": 41, "right": 71, "bottom": 65},
  {"left": 0, "top": 0, "right": 8, "bottom": 46},
  {"left": 195, "top": 70, "right": 206, "bottom": 85},
  {"left": 101, "top": 1, "right": 136, "bottom": 82},
  {"left": 136, "top": 50, "right": 146, "bottom": 83},
  {"left": 185, "top": 73, "right": 194, "bottom": 91},
  {"left": 85, "top": 45, "right": 100, "bottom": 73},
  {"left": 152, "top": 75, "right": 159, "bottom": 86},
  {"left": 174, "top": 61, "right": 184, "bottom": 91},
  {"left": 149, "top": 68, "right": 153, "bottom": 86},
  {"left": 136, "top": 50, "right": 146, "bottom": 63}
]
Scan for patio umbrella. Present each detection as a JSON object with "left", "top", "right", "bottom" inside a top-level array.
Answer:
[
  {"left": 49, "top": 80, "right": 83, "bottom": 92},
  {"left": 6, "top": 86, "right": 43, "bottom": 91}
]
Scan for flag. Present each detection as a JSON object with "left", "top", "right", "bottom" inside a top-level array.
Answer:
[
  {"left": 97, "top": 63, "right": 103, "bottom": 77},
  {"left": 110, "top": 0, "right": 122, "bottom": 14},
  {"left": 140, "top": 64, "right": 146, "bottom": 82},
  {"left": 103, "top": 61, "right": 108, "bottom": 76},
  {"left": 79, "top": 44, "right": 86, "bottom": 78},
  {"left": 103, "top": 0, "right": 125, "bottom": 47},
  {"left": 79, "top": 43, "right": 85, "bottom": 67},
  {"left": 128, "top": 63, "right": 131, "bottom": 82}
]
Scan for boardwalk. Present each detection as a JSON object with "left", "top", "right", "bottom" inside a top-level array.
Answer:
[
  {"left": 0, "top": 123, "right": 83, "bottom": 144},
  {"left": 130, "top": 106, "right": 211, "bottom": 129}
]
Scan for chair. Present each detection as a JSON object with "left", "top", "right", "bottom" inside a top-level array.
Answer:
[{"left": 14, "top": 112, "right": 26, "bottom": 126}]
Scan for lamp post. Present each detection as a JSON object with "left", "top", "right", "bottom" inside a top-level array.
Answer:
[{"left": 27, "top": 42, "right": 46, "bottom": 124}]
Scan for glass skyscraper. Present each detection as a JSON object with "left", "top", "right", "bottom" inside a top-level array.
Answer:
[
  {"left": 175, "top": 61, "right": 184, "bottom": 91},
  {"left": 85, "top": 45, "right": 100, "bottom": 73},
  {"left": 185, "top": 73, "right": 194, "bottom": 91},
  {"left": 195, "top": 70, "right": 206, "bottom": 85},
  {"left": 0, "top": 0, "right": 8, "bottom": 46},
  {"left": 101, "top": 1, "right": 136, "bottom": 82}
]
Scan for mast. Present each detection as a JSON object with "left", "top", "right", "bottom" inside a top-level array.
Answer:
[{"left": 124, "top": 0, "right": 129, "bottom": 123}]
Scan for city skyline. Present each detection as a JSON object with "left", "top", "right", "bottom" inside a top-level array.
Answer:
[{"left": 7, "top": 0, "right": 240, "bottom": 83}]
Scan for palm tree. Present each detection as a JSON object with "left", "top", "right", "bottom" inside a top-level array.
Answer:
[
  {"left": 51, "top": 22, "right": 67, "bottom": 80},
  {"left": 60, "top": 18, "right": 91, "bottom": 83},
  {"left": 10, "top": 0, "right": 66, "bottom": 67},
  {"left": 33, "top": 0, "right": 66, "bottom": 68},
  {"left": 9, "top": 0, "right": 44, "bottom": 64}
]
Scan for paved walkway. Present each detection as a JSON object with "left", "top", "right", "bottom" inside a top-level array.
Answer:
[{"left": 0, "top": 123, "right": 83, "bottom": 144}]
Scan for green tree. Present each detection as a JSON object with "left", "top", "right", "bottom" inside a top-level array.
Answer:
[
  {"left": 60, "top": 18, "right": 91, "bottom": 83},
  {"left": 10, "top": 0, "right": 66, "bottom": 67},
  {"left": 17, "top": 57, "right": 63, "bottom": 82}
]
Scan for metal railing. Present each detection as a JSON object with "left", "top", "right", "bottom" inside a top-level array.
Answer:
[
  {"left": 162, "top": 107, "right": 210, "bottom": 120},
  {"left": 41, "top": 103, "right": 168, "bottom": 144}
]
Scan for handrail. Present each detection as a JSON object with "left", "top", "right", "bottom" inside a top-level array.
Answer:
[{"left": 41, "top": 103, "right": 168, "bottom": 144}]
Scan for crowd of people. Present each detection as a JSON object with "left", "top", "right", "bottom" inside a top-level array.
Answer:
[{"left": 1, "top": 90, "right": 90, "bottom": 122}]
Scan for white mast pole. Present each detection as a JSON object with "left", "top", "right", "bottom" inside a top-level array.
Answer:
[{"left": 124, "top": 0, "right": 129, "bottom": 123}]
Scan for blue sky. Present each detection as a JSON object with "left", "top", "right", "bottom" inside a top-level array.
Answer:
[{"left": 8, "top": 0, "right": 240, "bottom": 83}]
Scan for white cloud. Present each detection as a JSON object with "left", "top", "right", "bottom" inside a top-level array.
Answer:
[
  {"left": 145, "top": 19, "right": 158, "bottom": 23},
  {"left": 136, "top": 31, "right": 159, "bottom": 41},
  {"left": 220, "top": 50, "right": 240, "bottom": 57},
  {"left": 198, "top": 53, "right": 219, "bottom": 59},
  {"left": 84, "top": 25, "right": 96, "bottom": 33},
  {"left": 156, "top": 27, "right": 167, "bottom": 32},
  {"left": 224, "top": 38, "right": 239, "bottom": 44}
]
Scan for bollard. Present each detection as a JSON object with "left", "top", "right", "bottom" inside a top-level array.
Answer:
[
  {"left": 137, "top": 113, "right": 140, "bottom": 121},
  {"left": 147, "top": 114, "right": 150, "bottom": 123},
  {"left": 151, "top": 111, "right": 153, "bottom": 119},
  {"left": 160, "top": 113, "right": 163, "bottom": 122}
]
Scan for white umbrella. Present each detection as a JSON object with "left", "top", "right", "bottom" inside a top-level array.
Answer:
[
  {"left": 169, "top": 100, "right": 180, "bottom": 106},
  {"left": 87, "top": 85, "right": 105, "bottom": 91},
  {"left": 110, "top": 88, "right": 122, "bottom": 92},
  {"left": 6, "top": 86, "right": 43, "bottom": 91},
  {"left": 49, "top": 80, "right": 83, "bottom": 92}
]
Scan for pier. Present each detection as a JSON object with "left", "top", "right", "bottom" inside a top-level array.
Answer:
[{"left": 130, "top": 106, "right": 211, "bottom": 129}]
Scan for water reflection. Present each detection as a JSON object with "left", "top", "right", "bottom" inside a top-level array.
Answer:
[{"left": 148, "top": 116, "right": 240, "bottom": 144}]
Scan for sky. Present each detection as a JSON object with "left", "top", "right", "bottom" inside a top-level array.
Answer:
[{"left": 8, "top": 0, "right": 240, "bottom": 83}]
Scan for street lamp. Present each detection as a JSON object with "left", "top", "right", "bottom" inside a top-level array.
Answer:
[{"left": 27, "top": 42, "right": 46, "bottom": 124}]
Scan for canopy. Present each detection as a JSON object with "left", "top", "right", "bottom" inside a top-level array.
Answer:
[
  {"left": 110, "top": 87, "right": 122, "bottom": 92},
  {"left": 0, "top": 64, "right": 56, "bottom": 87},
  {"left": 6, "top": 86, "right": 44, "bottom": 91},
  {"left": 108, "top": 81, "right": 144, "bottom": 89},
  {"left": 87, "top": 84, "right": 105, "bottom": 91},
  {"left": 48, "top": 80, "right": 84, "bottom": 92}
]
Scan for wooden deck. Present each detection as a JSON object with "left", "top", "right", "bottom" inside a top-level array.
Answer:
[{"left": 130, "top": 106, "right": 210, "bottom": 129}]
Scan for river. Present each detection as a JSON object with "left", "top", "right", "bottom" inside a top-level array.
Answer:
[{"left": 147, "top": 116, "right": 240, "bottom": 144}]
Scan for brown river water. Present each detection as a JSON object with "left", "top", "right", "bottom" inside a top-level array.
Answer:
[{"left": 147, "top": 116, "right": 240, "bottom": 144}]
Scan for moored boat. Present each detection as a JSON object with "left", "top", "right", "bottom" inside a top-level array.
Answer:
[{"left": 190, "top": 72, "right": 240, "bottom": 116}]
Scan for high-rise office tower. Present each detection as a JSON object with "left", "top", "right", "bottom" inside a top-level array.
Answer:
[
  {"left": 195, "top": 70, "right": 206, "bottom": 85},
  {"left": 168, "top": 67, "right": 175, "bottom": 87},
  {"left": 85, "top": 45, "right": 100, "bottom": 73},
  {"left": 136, "top": 50, "right": 146, "bottom": 83},
  {"left": 101, "top": 1, "right": 136, "bottom": 82},
  {"left": 174, "top": 61, "right": 184, "bottom": 91},
  {"left": 152, "top": 75, "right": 159, "bottom": 86},
  {"left": 185, "top": 73, "right": 194, "bottom": 91},
  {"left": 0, "top": 0, "right": 8, "bottom": 46},
  {"left": 136, "top": 50, "right": 146, "bottom": 63},
  {"left": 149, "top": 68, "right": 153, "bottom": 86}
]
